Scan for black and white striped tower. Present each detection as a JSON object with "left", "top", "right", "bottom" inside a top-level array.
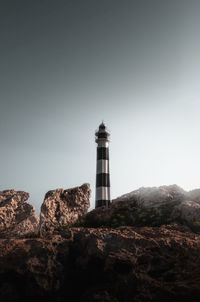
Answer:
[{"left": 95, "top": 122, "right": 111, "bottom": 208}]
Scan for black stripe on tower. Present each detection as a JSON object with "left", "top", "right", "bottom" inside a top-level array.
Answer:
[
  {"left": 97, "top": 133, "right": 108, "bottom": 139},
  {"left": 96, "top": 173, "right": 110, "bottom": 187},
  {"left": 96, "top": 200, "right": 110, "bottom": 208},
  {"left": 97, "top": 147, "right": 109, "bottom": 160}
]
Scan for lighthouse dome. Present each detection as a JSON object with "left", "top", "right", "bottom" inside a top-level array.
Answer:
[
  {"left": 99, "top": 122, "right": 106, "bottom": 130},
  {"left": 95, "top": 122, "right": 110, "bottom": 142}
]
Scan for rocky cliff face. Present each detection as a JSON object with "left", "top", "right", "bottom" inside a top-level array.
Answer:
[
  {"left": 0, "top": 226, "right": 200, "bottom": 302},
  {"left": 39, "top": 183, "right": 91, "bottom": 236},
  {"left": 0, "top": 190, "right": 38, "bottom": 238}
]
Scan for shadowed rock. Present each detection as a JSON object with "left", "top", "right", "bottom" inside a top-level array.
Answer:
[
  {"left": 0, "top": 190, "right": 39, "bottom": 238},
  {"left": 39, "top": 183, "right": 90, "bottom": 236},
  {"left": 0, "top": 226, "right": 200, "bottom": 301}
]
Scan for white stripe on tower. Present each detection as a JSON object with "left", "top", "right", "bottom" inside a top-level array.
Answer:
[
  {"left": 95, "top": 122, "right": 111, "bottom": 208},
  {"left": 96, "top": 187, "right": 111, "bottom": 201},
  {"left": 97, "top": 160, "right": 109, "bottom": 174}
]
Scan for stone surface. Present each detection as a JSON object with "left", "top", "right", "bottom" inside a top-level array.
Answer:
[
  {"left": 172, "top": 200, "right": 200, "bottom": 223},
  {"left": 114, "top": 184, "right": 186, "bottom": 206},
  {"left": 0, "top": 226, "right": 200, "bottom": 301},
  {"left": 39, "top": 183, "right": 90, "bottom": 236},
  {"left": 82, "top": 185, "right": 200, "bottom": 229},
  {"left": 0, "top": 190, "right": 39, "bottom": 238},
  {"left": 113, "top": 185, "right": 200, "bottom": 228},
  {"left": 1, "top": 184, "right": 200, "bottom": 300}
]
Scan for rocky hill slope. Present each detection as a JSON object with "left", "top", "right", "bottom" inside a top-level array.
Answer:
[
  {"left": 83, "top": 185, "right": 200, "bottom": 231},
  {"left": 0, "top": 184, "right": 200, "bottom": 302}
]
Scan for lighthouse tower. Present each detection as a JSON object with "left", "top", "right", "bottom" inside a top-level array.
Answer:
[{"left": 95, "top": 122, "right": 111, "bottom": 208}]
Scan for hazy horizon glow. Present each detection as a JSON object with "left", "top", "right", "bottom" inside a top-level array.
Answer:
[{"left": 1, "top": 0, "right": 200, "bottom": 212}]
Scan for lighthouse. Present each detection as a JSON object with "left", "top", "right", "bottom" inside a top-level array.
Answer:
[{"left": 95, "top": 122, "right": 111, "bottom": 208}]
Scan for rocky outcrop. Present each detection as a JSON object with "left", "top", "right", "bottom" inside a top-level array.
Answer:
[
  {"left": 0, "top": 226, "right": 200, "bottom": 301},
  {"left": 82, "top": 185, "right": 200, "bottom": 229},
  {"left": 113, "top": 185, "right": 200, "bottom": 228},
  {"left": 172, "top": 200, "right": 200, "bottom": 223},
  {"left": 114, "top": 184, "right": 187, "bottom": 207},
  {"left": 0, "top": 190, "right": 39, "bottom": 238},
  {"left": 39, "top": 183, "right": 90, "bottom": 236},
  {"left": 70, "top": 226, "right": 200, "bottom": 302},
  {"left": 1, "top": 184, "right": 200, "bottom": 301}
]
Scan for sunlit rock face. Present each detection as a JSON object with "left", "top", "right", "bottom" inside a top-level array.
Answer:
[
  {"left": 39, "top": 183, "right": 91, "bottom": 236},
  {"left": 0, "top": 190, "right": 39, "bottom": 238},
  {"left": 83, "top": 185, "right": 200, "bottom": 230}
]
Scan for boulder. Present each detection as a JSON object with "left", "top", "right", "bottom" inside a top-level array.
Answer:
[
  {"left": 39, "top": 183, "right": 90, "bottom": 236},
  {"left": 0, "top": 190, "right": 39, "bottom": 238}
]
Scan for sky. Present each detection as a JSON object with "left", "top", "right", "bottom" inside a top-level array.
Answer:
[{"left": 0, "top": 0, "right": 200, "bottom": 212}]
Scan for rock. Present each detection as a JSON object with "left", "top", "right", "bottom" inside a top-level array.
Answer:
[
  {"left": 83, "top": 206, "right": 113, "bottom": 228},
  {"left": 70, "top": 226, "right": 200, "bottom": 302},
  {"left": 0, "top": 190, "right": 39, "bottom": 238},
  {"left": 0, "top": 234, "right": 72, "bottom": 302},
  {"left": 0, "top": 226, "right": 200, "bottom": 301},
  {"left": 114, "top": 184, "right": 186, "bottom": 207},
  {"left": 172, "top": 200, "right": 200, "bottom": 223},
  {"left": 187, "top": 188, "right": 200, "bottom": 203},
  {"left": 113, "top": 185, "right": 200, "bottom": 229},
  {"left": 82, "top": 185, "right": 200, "bottom": 229},
  {"left": 39, "top": 183, "right": 90, "bottom": 236}
]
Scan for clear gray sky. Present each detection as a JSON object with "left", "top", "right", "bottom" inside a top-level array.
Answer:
[{"left": 0, "top": 0, "right": 200, "bottom": 212}]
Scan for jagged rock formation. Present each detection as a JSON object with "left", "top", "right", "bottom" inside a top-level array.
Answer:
[
  {"left": 82, "top": 185, "right": 200, "bottom": 230},
  {"left": 0, "top": 226, "right": 200, "bottom": 301},
  {"left": 0, "top": 190, "right": 39, "bottom": 238},
  {"left": 39, "top": 183, "right": 90, "bottom": 236},
  {"left": 0, "top": 184, "right": 200, "bottom": 301}
]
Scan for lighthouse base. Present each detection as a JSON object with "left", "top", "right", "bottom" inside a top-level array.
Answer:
[{"left": 96, "top": 200, "right": 111, "bottom": 208}]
